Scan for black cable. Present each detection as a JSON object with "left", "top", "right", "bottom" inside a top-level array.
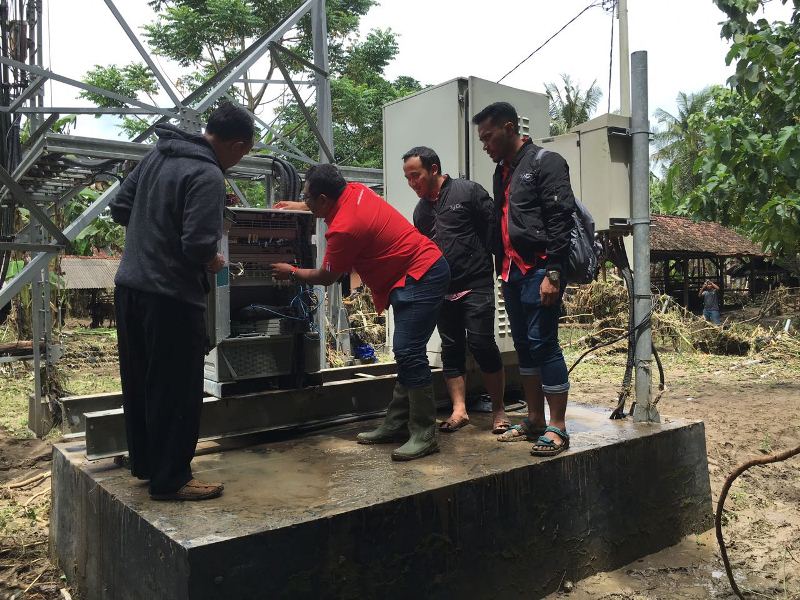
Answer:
[
  {"left": 607, "top": 0, "right": 615, "bottom": 114},
  {"left": 271, "top": 156, "right": 301, "bottom": 202},
  {"left": 56, "top": 154, "right": 122, "bottom": 171},
  {"left": 92, "top": 171, "right": 123, "bottom": 184},
  {"left": 572, "top": 235, "right": 666, "bottom": 419},
  {"left": 651, "top": 341, "right": 665, "bottom": 399},
  {"left": 568, "top": 308, "right": 652, "bottom": 374},
  {"left": 497, "top": 1, "right": 602, "bottom": 83}
]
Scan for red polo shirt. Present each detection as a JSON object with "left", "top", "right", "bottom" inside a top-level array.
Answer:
[{"left": 322, "top": 183, "right": 442, "bottom": 312}]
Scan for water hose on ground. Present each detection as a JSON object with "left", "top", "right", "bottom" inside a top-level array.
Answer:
[{"left": 716, "top": 444, "right": 800, "bottom": 599}]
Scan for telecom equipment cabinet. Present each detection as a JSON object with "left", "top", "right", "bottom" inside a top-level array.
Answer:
[
  {"left": 382, "top": 76, "right": 550, "bottom": 359},
  {"left": 535, "top": 112, "right": 633, "bottom": 234},
  {"left": 203, "top": 207, "right": 320, "bottom": 396}
]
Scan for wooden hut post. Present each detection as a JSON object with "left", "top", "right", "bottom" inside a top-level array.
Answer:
[{"left": 682, "top": 259, "right": 690, "bottom": 308}]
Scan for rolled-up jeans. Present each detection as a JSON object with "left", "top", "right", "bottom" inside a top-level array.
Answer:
[
  {"left": 501, "top": 263, "right": 569, "bottom": 394},
  {"left": 390, "top": 257, "right": 450, "bottom": 388}
]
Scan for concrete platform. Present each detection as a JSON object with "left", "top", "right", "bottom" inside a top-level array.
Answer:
[{"left": 51, "top": 404, "right": 712, "bottom": 600}]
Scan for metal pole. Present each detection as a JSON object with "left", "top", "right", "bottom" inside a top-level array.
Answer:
[
  {"left": 312, "top": 0, "right": 333, "bottom": 368},
  {"left": 618, "top": 0, "right": 631, "bottom": 116},
  {"left": 27, "top": 0, "right": 42, "bottom": 132},
  {"left": 630, "top": 50, "right": 658, "bottom": 423},
  {"left": 28, "top": 225, "right": 51, "bottom": 436}
]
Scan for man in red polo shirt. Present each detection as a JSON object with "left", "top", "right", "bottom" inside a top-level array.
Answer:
[{"left": 272, "top": 163, "right": 450, "bottom": 461}]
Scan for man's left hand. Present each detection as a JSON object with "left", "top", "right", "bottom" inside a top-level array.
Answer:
[
  {"left": 206, "top": 252, "right": 226, "bottom": 274},
  {"left": 540, "top": 276, "right": 560, "bottom": 307}
]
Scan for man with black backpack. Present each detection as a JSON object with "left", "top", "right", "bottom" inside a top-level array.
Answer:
[{"left": 472, "top": 101, "right": 576, "bottom": 457}]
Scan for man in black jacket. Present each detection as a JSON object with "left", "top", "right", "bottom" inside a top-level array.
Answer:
[
  {"left": 110, "top": 102, "right": 254, "bottom": 500},
  {"left": 472, "top": 102, "right": 575, "bottom": 456},
  {"left": 402, "top": 146, "right": 508, "bottom": 434}
]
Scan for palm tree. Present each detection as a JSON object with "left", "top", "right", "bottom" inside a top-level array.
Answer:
[
  {"left": 544, "top": 74, "right": 603, "bottom": 136},
  {"left": 651, "top": 88, "right": 713, "bottom": 208}
]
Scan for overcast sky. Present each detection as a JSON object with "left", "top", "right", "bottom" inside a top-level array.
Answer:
[{"left": 43, "top": 0, "right": 793, "bottom": 140}]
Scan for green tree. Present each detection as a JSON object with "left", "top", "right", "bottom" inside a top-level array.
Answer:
[
  {"left": 275, "top": 29, "right": 422, "bottom": 168},
  {"left": 544, "top": 74, "right": 602, "bottom": 136},
  {"left": 689, "top": 0, "right": 800, "bottom": 255},
  {"left": 80, "top": 1, "right": 419, "bottom": 169},
  {"left": 79, "top": 63, "right": 159, "bottom": 139},
  {"left": 142, "top": 0, "right": 376, "bottom": 111},
  {"left": 651, "top": 88, "right": 713, "bottom": 210},
  {"left": 62, "top": 187, "right": 125, "bottom": 257}
]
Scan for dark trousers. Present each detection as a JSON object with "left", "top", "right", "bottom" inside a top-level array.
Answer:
[
  {"left": 114, "top": 285, "right": 207, "bottom": 495},
  {"left": 437, "top": 287, "right": 503, "bottom": 378},
  {"left": 390, "top": 257, "right": 450, "bottom": 388}
]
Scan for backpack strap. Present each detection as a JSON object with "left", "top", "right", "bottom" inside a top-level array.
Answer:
[
  {"left": 534, "top": 147, "right": 549, "bottom": 162},
  {"left": 533, "top": 147, "right": 549, "bottom": 184}
]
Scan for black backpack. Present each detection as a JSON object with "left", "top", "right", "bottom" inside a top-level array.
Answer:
[{"left": 534, "top": 148, "right": 601, "bottom": 284}]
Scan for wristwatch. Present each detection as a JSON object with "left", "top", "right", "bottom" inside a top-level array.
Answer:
[
  {"left": 289, "top": 266, "right": 298, "bottom": 282},
  {"left": 546, "top": 270, "right": 560, "bottom": 284}
]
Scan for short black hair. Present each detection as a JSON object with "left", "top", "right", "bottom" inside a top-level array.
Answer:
[
  {"left": 305, "top": 163, "right": 347, "bottom": 200},
  {"left": 206, "top": 102, "right": 255, "bottom": 142},
  {"left": 471, "top": 101, "right": 519, "bottom": 135},
  {"left": 402, "top": 146, "right": 443, "bottom": 174}
]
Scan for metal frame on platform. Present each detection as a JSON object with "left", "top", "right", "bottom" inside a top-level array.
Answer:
[{"left": 0, "top": 0, "right": 380, "bottom": 436}]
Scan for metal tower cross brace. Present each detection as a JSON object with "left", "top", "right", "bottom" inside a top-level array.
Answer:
[{"left": 0, "top": 0, "right": 366, "bottom": 436}]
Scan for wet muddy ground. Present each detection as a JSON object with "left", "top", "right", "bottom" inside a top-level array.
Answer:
[
  {"left": 547, "top": 351, "right": 800, "bottom": 600},
  {"left": 1, "top": 347, "right": 799, "bottom": 599}
]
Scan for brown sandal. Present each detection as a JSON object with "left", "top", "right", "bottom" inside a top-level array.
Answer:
[
  {"left": 491, "top": 419, "right": 512, "bottom": 434},
  {"left": 150, "top": 479, "right": 224, "bottom": 501},
  {"left": 439, "top": 416, "right": 470, "bottom": 432}
]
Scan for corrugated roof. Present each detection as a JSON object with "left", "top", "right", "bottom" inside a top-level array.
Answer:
[
  {"left": 59, "top": 256, "right": 119, "bottom": 290},
  {"left": 650, "top": 215, "right": 766, "bottom": 258}
]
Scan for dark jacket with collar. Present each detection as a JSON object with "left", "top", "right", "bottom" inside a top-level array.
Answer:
[
  {"left": 110, "top": 124, "right": 225, "bottom": 309},
  {"left": 413, "top": 176, "right": 496, "bottom": 293},
  {"left": 492, "top": 138, "right": 576, "bottom": 274}
]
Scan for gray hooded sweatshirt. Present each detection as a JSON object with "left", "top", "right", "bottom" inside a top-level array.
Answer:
[{"left": 110, "top": 124, "right": 225, "bottom": 309}]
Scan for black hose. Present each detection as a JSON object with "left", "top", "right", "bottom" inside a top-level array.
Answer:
[
  {"left": 271, "top": 157, "right": 302, "bottom": 202},
  {"left": 571, "top": 235, "right": 666, "bottom": 419}
]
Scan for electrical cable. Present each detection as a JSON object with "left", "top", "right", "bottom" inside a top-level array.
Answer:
[
  {"left": 569, "top": 236, "right": 666, "bottom": 419},
  {"left": 270, "top": 155, "right": 301, "bottom": 202},
  {"left": 568, "top": 307, "right": 652, "bottom": 375},
  {"left": 607, "top": 0, "right": 615, "bottom": 114},
  {"left": 497, "top": 1, "right": 603, "bottom": 83}
]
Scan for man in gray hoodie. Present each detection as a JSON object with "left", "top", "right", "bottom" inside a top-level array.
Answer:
[{"left": 110, "top": 102, "right": 254, "bottom": 501}]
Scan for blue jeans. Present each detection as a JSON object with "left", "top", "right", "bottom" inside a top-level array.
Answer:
[
  {"left": 390, "top": 257, "right": 450, "bottom": 388},
  {"left": 703, "top": 309, "right": 721, "bottom": 325},
  {"left": 501, "top": 264, "right": 569, "bottom": 394}
]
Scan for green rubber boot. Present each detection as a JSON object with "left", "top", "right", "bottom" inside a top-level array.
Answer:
[
  {"left": 357, "top": 382, "right": 410, "bottom": 444},
  {"left": 391, "top": 384, "right": 439, "bottom": 461}
]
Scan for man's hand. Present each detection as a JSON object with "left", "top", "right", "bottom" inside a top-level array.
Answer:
[
  {"left": 274, "top": 200, "right": 309, "bottom": 211},
  {"left": 540, "top": 276, "right": 560, "bottom": 307},
  {"left": 271, "top": 262, "right": 295, "bottom": 281},
  {"left": 206, "top": 252, "right": 225, "bottom": 274}
]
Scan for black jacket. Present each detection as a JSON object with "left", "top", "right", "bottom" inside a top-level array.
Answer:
[
  {"left": 110, "top": 124, "right": 225, "bottom": 309},
  {"left": 413, "top": 176, "right": 496, "bottom": 293},
  {"left": 492, "top": 139, "right": 576, "bottom": 274}
]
